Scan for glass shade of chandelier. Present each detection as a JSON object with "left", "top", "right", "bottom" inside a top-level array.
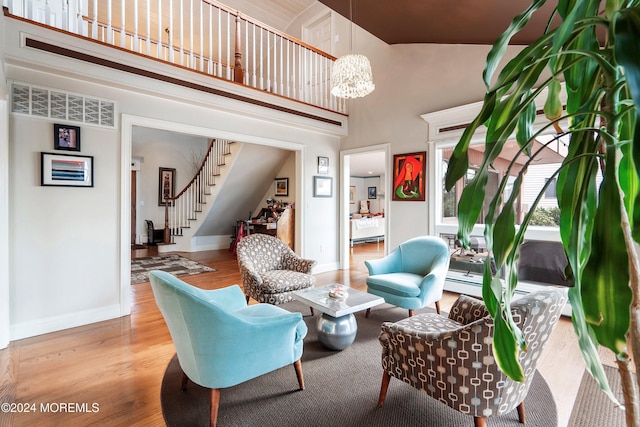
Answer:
[
  {"left": 330, "top": 54, "right": 375, "bottom": 99},
  {"left": 330, "top": 0, "right": 374, "bottom": 99}
]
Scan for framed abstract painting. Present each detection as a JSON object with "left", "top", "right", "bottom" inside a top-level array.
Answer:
[{"left": 392, "top": 152, "right": 426, "bottom": 201}]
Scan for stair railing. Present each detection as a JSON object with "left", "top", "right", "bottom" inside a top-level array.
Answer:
[{"left": 163, "top": 138, "right": 232, "bottom": 243}]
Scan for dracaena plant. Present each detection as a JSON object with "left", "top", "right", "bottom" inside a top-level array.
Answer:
[{"left": 444, "top": 0, "right": 640, "bottom": 424}]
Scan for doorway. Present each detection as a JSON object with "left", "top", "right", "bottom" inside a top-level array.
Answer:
[{"left": 340, "top": 144, "right": 390, "bottom": 270}]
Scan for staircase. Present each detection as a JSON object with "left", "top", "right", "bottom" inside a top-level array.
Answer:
[{"left": 160, "top": 138, "right": 236, "bottom": 250}]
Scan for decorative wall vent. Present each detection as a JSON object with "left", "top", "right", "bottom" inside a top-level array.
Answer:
[{"left": 10, "top": 82, "right": 116, "bottom": 128}]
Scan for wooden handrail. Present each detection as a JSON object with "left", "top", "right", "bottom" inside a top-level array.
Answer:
[{"left": 173, "top": 138, "right": 216, "bottom": 201}]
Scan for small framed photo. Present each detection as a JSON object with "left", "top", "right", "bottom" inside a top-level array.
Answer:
[
  {"left": 350, "top": 186, "right": 356, "bottom": 204},
  {"left": 274, "top": 177, "right": 289, "bottom": 197},
  {"left": 41, "top": 152, "right": 93, "bottom": 187},
  {"left": 318, "top": 156, "right": 329, "bottom": 174},
  {"left": 54, "top": 123, "right": 81, "bottom": 151},
  {"left": 158, "top": 167, "right": 176, "bottom": 206},
  {"left": 368, "top": 186, "right": 377, "bottom": 199},
  {"left": 314, "top": 176, "right": 333, "bottom": 198}
]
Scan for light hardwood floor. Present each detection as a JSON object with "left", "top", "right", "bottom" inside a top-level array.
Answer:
[{"left": 0, "top": 242, "right": 614, "bottom": 426}]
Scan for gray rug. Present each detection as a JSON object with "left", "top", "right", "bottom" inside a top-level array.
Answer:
[
  {"left": 131, "top": 254, "right": 215, "bottom": 284},
  {"left": 569, "top": 365, "right": 629, "bottom": 427},
  {"left": 160, "top": 302, "right": 557, "bottom": 426}
]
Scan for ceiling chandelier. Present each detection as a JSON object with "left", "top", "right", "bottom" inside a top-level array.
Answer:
[{"left": 330, "top": 0, "right": 375, "bottom": 99}]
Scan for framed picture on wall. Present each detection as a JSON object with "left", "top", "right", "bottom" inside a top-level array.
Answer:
[
  {"left": 314, "top": 176, "right": 333, "bottom": 197},
  {"left": 158, "top": 167, "right": 176, "bottom": 206},
  {"left": 392, "top": 152, "right": 426, "bottom": 201},
  {"left": 318, "top": 156, "right": 329, "bottom": 174},
  {"left": 41, "top": 152, "right": 93, "bottom": 187},
  {"left": 274, "top": 177, "right": 289, "bottom": 196},
  {"left": 368, "top": 186, "right": 377, "bottom": 199},
  {"left": 53, "top": 123, "right": 81, "bottom": 151},
  {"left": 350, "top": 186, "right": 356, "bottom": 204}
]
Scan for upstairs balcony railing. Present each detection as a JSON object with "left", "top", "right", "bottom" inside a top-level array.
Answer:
[{"left": 3, "top": 0, "right": 346, "bottom": 113}]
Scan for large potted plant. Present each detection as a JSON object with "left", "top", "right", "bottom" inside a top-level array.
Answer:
[{"left": 445, "top": 1, "right": 640, "bottom": 425}]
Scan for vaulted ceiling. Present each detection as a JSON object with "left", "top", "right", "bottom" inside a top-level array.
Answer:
[{"left": 223, "top": 1, "right": 563, "bottom": 46}]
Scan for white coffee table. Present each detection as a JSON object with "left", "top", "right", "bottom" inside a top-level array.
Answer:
[{"left": 292, "top": 284, "right": 384, "bottom": 350}]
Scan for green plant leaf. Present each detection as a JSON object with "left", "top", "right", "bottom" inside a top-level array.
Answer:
[
  {"left": 613, "top": 7, "right": 640, "bottom": 241},
  {"left": 516, "top": 93, "right": 536, "bottom": 152},
  {"left": 444, "top": 92, "right": 496, "bottom": 191},
  {"left": 483, "top": 0, "right": 547, "bottom": 88},
  {"left": 492, "top": 314, "right": 525, "bottom": 382},
  {"left": 582, "top": 145, "right": 632, "bottom": 354}
]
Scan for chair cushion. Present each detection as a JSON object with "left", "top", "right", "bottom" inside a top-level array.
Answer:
[
  {"left": 260, "top": 270, "right": 315, "bottom": 294},
  {"left": 366, "top": 272, "right": 423, "bottom": 297}
]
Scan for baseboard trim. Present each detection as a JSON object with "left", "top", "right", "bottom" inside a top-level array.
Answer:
[
  {"left": 313, "top": 262, "right": 340, "bottom": 274},
  {"left": 10, "top": 304, "right": 122, "bottom": 341}
]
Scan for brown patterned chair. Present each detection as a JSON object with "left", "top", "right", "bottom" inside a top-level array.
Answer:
[
  {"left": 236, "top": 233, "right": 317, "bottom": 305},
  {"left": 377, "top": 288, "right": 567, "bottom": 427}
]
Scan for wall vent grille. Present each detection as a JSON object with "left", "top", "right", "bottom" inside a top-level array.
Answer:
[{"left": 10, "top": 82, "right": 116, "bottom": 128}]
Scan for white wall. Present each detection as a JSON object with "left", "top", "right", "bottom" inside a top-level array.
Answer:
[{"left": 254, "top": 151, "right": 296, "bottom": 213}]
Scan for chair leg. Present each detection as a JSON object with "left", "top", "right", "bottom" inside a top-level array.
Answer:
[
  {"left": 377, "top": 371, "right": 391, "bottom": 408},
  {"left": 517, "top": 401, "right": 526, "bottom": 424},
  {"left": 435, "top": 300, "right": 441, "bottom": 315},
  {"left": 365, "top": 308, "right": 371, "bottom": 318},
  {"left": 210, "top": 388, "right": 221, "bottom": 427},
  {"left": 408, "top": 309, "right": 415, "bottom": 317},
  {"left": 294, "top": 359, "right": 305, "bottom": 390},
  {"left": 474, "top": 416, "right": 487, "bottom": 427},
  {"left": 181, "top": 372, "right": 189, "bottom": 391},
  {"left": 310, "top": 307, "right": 315, "bottom": 316}
]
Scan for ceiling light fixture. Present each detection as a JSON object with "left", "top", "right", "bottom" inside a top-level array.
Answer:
[{"left": 330, "top": 0, "right": 375, "bottom": 99}]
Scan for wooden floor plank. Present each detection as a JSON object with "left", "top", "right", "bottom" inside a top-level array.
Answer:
[{"left": 0, "top": 243, "right": 595, "bottom": 426}]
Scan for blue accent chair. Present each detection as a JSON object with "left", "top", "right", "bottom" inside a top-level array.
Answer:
[
  {"left": 149, "top": 270, "right": 307, "bottom": 427},
  {"left": 364, "top": 236, "right": 450, "bottom": 317}
]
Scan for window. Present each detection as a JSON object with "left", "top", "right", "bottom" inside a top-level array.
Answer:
[{"left": 544, "top": 178, "right": 557, "bottom": 198}]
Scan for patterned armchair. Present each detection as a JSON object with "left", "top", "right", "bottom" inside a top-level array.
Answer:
[
  {"left": 377, "top": 289, "right": 567, "bottom": 427},
  {"left": 236, "top": 233, "right": 317, "bottom": 305}
]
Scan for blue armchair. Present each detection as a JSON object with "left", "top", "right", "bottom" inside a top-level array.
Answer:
[
  {"left": 364, "top": 235, "right": 450, "bottom": 317},
  {"left": 149, "top": 270, "right": 307, "bottom": 427}
]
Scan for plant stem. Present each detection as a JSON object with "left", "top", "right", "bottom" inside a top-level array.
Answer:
[{"left": 617, "top": 355, "right": 640, "bottom": 427}]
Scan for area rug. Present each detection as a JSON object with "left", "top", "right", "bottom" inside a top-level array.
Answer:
[
  {"left": 160, "top": 302, "right": 557, "bottom": 427},
  {"left": 568, "top": 365, "right": 629, "bottom": 427},
  {"left": 131, "top": 254, "right": 215, "bottom": 285}
]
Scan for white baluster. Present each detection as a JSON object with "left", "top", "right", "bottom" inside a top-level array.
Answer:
[
  {"left": 259, "top": 27, "right": 264, "bottom": 90},
  {"left": 119, "top": 0, "right": 125, "bottom": 47},
  {"left": 199, "top": 0, "right": 203, "bottom": 72},
  {"left": 208, "top": 5, "right": 213, "bottom": 75},
  {"left": 251, "top": 24, "right": 256, "bottom": 88},
  {"left": 168, "top": 0, "right": 174, "bottom": 63},
  {"left": 179, "top": 0, "right": 184, "bottom": 66},
  {"left": 157, "top": 0, "right": 162, "bottom": 59},
  {"left": 145, "top": 0, "right": 151, "bottom": 55},
  {"left": 266, "top": 31, "right": 271, "bottom": 92},
  {"left": 286, "top": 40, "right": 290, "bottom": 98},
  {"left": 279, "top": 37, "right": 283, "bottom": 95},
  {"left": 226, "top": 12, "right": 231, "bottom": 80},
  {"left": 132, "top": 0, "right": 138, "bottom": 51},
  {"left": 245, "top": 19, "right": 249, "bottom": 86},
  {"left": 217, "top": 8, "right": 222, "bottom": 78},
  {"left": 189, "top": 0, "right": 194, "bottom": 69},
  {"left": 106, "top": 0, "right": 112, "bottom": 44}
]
